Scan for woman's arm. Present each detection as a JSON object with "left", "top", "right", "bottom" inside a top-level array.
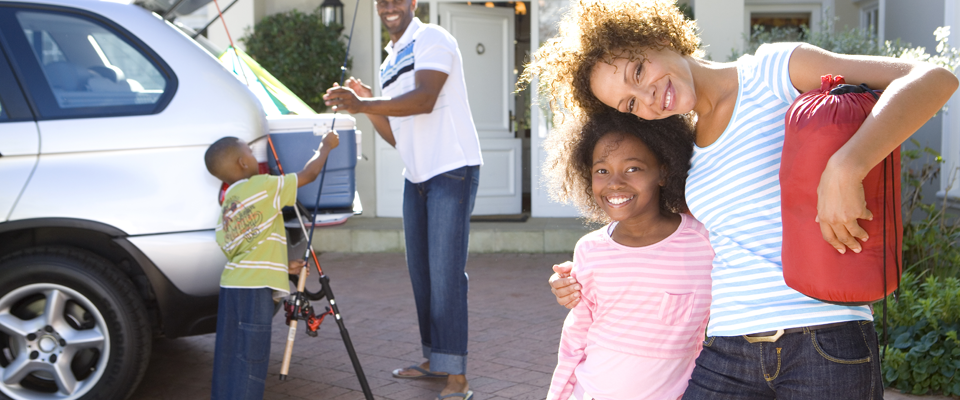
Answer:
[{"left": 788, "top": 44, "right": 958, "bottom": 254}]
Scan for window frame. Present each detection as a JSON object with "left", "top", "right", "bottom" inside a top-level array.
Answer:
[
  {"left": 0, "top": 38, "right": 34, "bottom": 122},
  {"left": 743, "top": 2, "right": 824, "bottom": 39},
  {"left": 0, "top": 3, "right": 178, "bottom": 120},
  {"left": 941, "top": 3, "right": 960, "bottom": 205},
  {"left": 858, "top": 1, "right": 880, "bottom": 41}
]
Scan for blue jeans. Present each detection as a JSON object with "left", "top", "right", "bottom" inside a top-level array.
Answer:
[
  {"left": 402, "top": 165, "right": 480, "bottom": 375},
  {"left": 682, "top": 320, "right": 883, "bottom": 400},
  {"left": 211, "top": 287, "right": 274, "bottom": 400}
]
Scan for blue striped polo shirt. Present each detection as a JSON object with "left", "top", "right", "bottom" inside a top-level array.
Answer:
[{"left": 685, "top": 42, "right": 873, "bottom": 337}]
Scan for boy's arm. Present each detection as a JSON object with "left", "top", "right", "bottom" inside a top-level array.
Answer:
[{"left": 297, "top": 132, "right": 340, "bottom": 188}]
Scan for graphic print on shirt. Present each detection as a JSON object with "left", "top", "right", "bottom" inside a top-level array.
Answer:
[
  {"left": 221, "top": 194, "right": 265, "bottom": 245},
  {"left": 381, "top": 40, "right": 416, "bottom": 90}
]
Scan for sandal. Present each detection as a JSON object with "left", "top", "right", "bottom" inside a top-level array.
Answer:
[
  {"left": 391, "top": 365, "right": 448, "bottom": 379},
  {"left": 438, "top": 390, "right": 474, "bottom": 400}
]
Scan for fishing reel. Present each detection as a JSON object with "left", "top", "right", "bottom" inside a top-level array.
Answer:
[{"left": 283, "top": 292, "right": 333, "bottom": 337}]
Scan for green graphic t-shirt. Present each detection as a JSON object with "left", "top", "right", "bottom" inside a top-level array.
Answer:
[{"left": 215, "top": 173, "right": 298, "bottom": 298}]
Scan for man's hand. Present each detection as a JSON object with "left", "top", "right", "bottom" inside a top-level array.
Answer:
[
  {"left": 288, "top": 259, "right": 308, "bottom": 276},
  {"left": 549, "top": 261, "right": 581, "bottom": 309},
  {"left": 344, "top": 76, "right": 374, "bottom": 98},
  {"left": 323, "top": 82, "right": 364, "bottom": 113}
]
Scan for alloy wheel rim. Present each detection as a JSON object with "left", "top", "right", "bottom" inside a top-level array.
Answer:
[{"left": 0, "top": 283, "right": 111, "bottom": 400}]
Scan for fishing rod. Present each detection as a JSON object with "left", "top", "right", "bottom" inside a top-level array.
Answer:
[{"left": 270, "top": 2, "right": 370, "bottom": 392}]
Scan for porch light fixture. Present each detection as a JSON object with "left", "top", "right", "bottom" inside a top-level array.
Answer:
[{"left": 320, "top": 0, "right": 344, "bottom": 28}]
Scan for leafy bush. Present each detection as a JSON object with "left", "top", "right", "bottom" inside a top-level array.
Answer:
[
  {"left": 241, "top": 9, "right": 351, "bottom": 112},
  {"left": 731, "top": 24, "right": 895, "bottom": 60},
  {"left": 874, "top": 272, "right": 960, "bottom": 396},
  {"left": 900, "top": 140, "right": 960, "bottom": 278}
]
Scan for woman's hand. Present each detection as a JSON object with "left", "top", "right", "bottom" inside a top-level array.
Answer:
[
  {"left": 816, "top": 158, "right": 873, "bottom": 254},
  {"left": 549, "top": 261, "right": 582, "bottom": 309}
]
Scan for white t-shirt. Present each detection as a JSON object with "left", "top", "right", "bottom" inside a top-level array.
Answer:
[{"left": 379, "top": 18, "right": 483, "bottom": 183}]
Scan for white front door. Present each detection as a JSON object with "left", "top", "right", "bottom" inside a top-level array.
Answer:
[{"left": 375, "top": 4, "right": 522, "bottom": 217}]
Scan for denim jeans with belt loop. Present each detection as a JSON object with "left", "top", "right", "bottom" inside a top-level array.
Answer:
[
  {"left": 681, "top": 320, "right": 883, "bottom": 400},
  {"left": 402, "top": 165, "right": 480, "bottom": 375},
  {"left": 211, "top": 287, "right": 274, "bottom": 400}
]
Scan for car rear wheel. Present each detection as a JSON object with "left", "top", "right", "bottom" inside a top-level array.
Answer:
[{"left": 0, "top": 247, "right": 151, "bottom": 400}]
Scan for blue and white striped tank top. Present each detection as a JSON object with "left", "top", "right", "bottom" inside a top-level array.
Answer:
[{"left": 685, "top": 42, "right": 873, "bottom": 337}]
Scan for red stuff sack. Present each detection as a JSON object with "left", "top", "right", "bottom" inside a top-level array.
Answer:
[{"left": 781, "top": 74, "right": 902, "bottom": 306}]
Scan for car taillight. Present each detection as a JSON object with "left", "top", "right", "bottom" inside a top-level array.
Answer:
[{"left": 218, "top": 182, "right": 228, "bottom": 205}]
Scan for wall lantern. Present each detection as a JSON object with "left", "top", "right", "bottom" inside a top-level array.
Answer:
[{"left": 321, "top": 0, "right": 344, "bottom": 28}]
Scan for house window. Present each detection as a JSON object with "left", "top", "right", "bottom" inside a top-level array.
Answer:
[
  {"left": 750, "top": 12, "right": 811, "bottom": 40},
  {"left": 743, "top": 2, "right": 823, "bottom": 44}
]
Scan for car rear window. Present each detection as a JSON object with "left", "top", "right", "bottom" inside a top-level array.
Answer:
[{"left": 15, "top": 10, "right": 168, "bottom": 109}]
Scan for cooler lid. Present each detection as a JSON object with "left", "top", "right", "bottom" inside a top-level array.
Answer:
[{"left": 267, "top": 114, "right": 357, "bottom": 134}]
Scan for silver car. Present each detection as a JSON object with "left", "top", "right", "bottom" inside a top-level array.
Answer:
[{"left": 0, "top": 0, "right": 356, "bottom": 398}]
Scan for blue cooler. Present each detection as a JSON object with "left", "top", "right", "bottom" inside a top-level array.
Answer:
[{"left": 266, "top": 114, "right": 360, "bottom": 211}]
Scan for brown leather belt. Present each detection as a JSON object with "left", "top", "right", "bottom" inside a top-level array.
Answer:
[{"left": 742, "top": 321, "right": 850, "bottom": 343}]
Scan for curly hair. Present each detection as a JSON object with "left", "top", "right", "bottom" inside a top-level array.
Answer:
[
  {"left": 518, "top": 0, "right": 702, "bottom": 119},
  {"left": 542, "top": 111, "right": 695, "bottom": 224}
]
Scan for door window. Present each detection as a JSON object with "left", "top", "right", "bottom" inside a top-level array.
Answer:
[{"left": 11, "top": 9, "right": 172, "bottom": 114}]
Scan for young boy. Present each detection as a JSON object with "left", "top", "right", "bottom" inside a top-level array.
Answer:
[{"left": 204, "top": 132, "right": 339, "bottom": 399}]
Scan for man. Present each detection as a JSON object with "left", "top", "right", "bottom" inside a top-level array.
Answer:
[{"left": 322, "top": 0, "right": 481, "bottom": 398}]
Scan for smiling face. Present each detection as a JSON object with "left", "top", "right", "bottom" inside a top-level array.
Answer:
[
  {"left": 590, "top": 46, "right": 697, "bottom": 121},
  {"left": 591, "top": 132, "right": 665, "bottom": 223},
  {"left": 376, "top": 0, "right": 417, "bottom": 43}
]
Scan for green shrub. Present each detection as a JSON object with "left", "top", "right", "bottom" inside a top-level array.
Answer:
[
  {"left": 241, "top": 9, "right": 351, "bottom": 112},
  {"left": 730, "top": 23, "right": 899, "bottom": 60},
  {"left": 900, "top": 140, "right": 960, "bottom": 278},
  {"left": 874, "top": 272, "right": 960, "bottom": 396}
]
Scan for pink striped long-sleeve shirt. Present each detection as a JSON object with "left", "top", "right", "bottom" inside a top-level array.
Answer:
[{"left": 547, "top": 214, "right": 714, "bottom": 400}]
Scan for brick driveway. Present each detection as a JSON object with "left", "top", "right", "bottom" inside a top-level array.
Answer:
[
  {"left": 127, "top": 252, "right": 938, "bottom": 400},
  {"left": 129, "top": 252, "right": 573, "bottom": 400}
]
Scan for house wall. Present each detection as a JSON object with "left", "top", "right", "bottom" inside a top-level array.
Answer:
[
  {"left": 696, "top": 0, "right": 745, "bottom": 60},
  {"left": 833, "top": 0, "right": 860, "bottom": 30},
  {"left": 884, "top": 0, "right": 946, "bottom": 204}
]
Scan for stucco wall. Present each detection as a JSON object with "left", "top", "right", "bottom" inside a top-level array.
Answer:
[
  {"left": 885, "top": 0, "right": 946, "bottom": 204},
  {"left": 696, "top": 0, "right": 745, "bottom": 60}
]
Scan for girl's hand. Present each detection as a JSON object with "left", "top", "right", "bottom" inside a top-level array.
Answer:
[
  {"left": 816, "top": 159, "right": 873, "bottom": 254},
  {"left": 288, "top": 259, "right": 308, "bottom": 275},
  {"left": 549, "top": 262, "right": 581, "bottom": 309}
]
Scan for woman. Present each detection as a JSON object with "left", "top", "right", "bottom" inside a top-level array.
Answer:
[{"left": 521, "top": 0, "right": 957, "bottom": 399}]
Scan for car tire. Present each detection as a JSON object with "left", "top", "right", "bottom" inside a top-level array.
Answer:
[{"left": 0, "top": 247, "right": 151, "bottom": 400}]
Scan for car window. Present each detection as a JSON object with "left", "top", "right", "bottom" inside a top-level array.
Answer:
[{"left": 15, "top": 10, "right": 168, "bottom": 109}]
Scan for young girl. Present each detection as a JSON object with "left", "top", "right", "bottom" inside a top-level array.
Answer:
[
  {"left": 543, "top": 110, "right": 713, "bottom": 400},
  {"left": 526, "top": 0, "right": 957, "bottom": 398}
]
